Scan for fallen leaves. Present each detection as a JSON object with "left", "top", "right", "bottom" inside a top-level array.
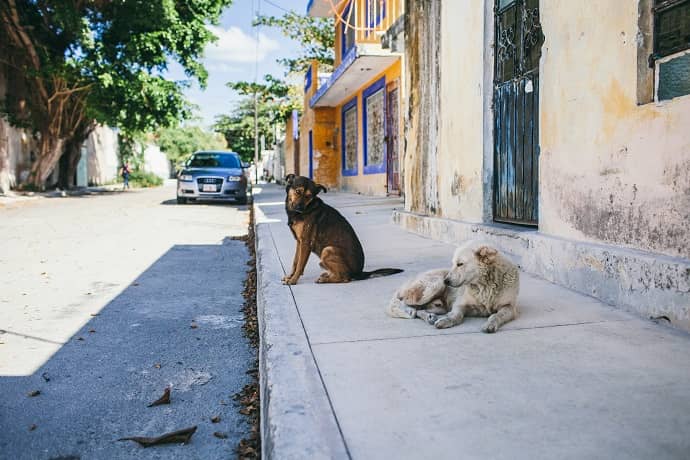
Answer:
[
  {"left": 27, "top": 390, "right": 40, "bottom": 397},
  {"left": 118, "top": 426, "right": 197, "bottom": 447},
  {"left": 147, "top": 386, "right": 171, "bottom": 407},
  {"left": 28, "top": 424, "right": 37, "bottom": 431},
  {"left": 41, "top": 372, "right": 50, "bottom": 382},
  {"left": 190, "top": 321, "right": 198, "bottom": 329},
  {"left": 211, "top": 415, "right": 221, "bottom": 423},
  {"left": 234, "top": 204, "right": 260, "bottom": 459},
  {"left": 213, "top": 431, "right": 228, "bottom": 439},
  {"left": 153, "top": 363, "right": 161, "bottom": 369}
]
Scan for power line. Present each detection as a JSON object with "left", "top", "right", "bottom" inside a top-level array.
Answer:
[{"left": 263, "top": 0, "right": 290, "bottom": 13}]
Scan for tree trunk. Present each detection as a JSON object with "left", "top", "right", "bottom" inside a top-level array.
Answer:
[
  {"left": 27, "top": 132, "right": 64, "bottom": 190},
  {"left": 58, "top": 136, "right": 86, "bottom": 189},
  {"left": 0, "top": 120, "right": 10, "bottom": 194},
  {"left": 58, "top": 121, "right": 97, "bottom": 189}
]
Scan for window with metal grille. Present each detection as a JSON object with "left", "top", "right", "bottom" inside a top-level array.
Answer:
[
  {"left": 653, "top": 0, "right": 690, "bottom": 59},
  {"left": 653, "top": 0, "right": 690, "bottom": 100}
]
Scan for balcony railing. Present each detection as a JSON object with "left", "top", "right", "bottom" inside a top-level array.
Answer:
[{"left": 332, "top": 0, "right": 403, "bottom": 45}]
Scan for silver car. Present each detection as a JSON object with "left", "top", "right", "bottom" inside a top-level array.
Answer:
[{"left": 176, "top": 151, "right": 250, "bottom": 204}]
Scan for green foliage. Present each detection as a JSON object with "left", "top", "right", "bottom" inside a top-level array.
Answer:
[
  {"left": 253, "top": 12, "right": 335, "bottom": 74},
  {"left": 121, "top": 170, "right": 164, "bottom": 188},
  {"left": 213, "top": 92, "right": 291, "bottom": 162},
  {"left": 155, "top": 126, "right": 227, "bottom": 167},
  {"left": 213, "top": 9, "right": 334, "bottom": 161},
  {"left": 0, "top": 0, "right": 233, "bottom": 186}
]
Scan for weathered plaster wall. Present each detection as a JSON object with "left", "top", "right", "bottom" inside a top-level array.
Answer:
[
  {"left": 403, "top": 0, "right": 441, "bottom": 211},
  {"left": 539, "top": 0, "right": 690, "bottom": 259},
  {"left": 436, "top": 0, "right": 486, "bottom": 222},
  {"left": 0, "top": 67, "right": 37, "bottom": 190},
  {"left": 337, "top": 61, "right": 401, "bottom": 196},
  {"left": 85, "top": 125, "right": 119, "bottom": 185}
]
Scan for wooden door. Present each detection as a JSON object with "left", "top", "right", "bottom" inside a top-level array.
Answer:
[
  {"left": 493, "top": 0, "right": 543, "bottom": 225},
  {"left": 386, "top": 81, "right": 401, "bottom": 195}
]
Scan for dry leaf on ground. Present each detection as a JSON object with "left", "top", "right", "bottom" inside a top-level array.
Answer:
[
  {"left": 118, "top": 426, "right": 197, "bottom": 447},
  {"left": 147, "top": 386, "right": 171, "bottom": 407}
]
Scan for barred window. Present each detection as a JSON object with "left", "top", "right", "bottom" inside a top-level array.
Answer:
[
  {"left": 654, "top": 0, "right": 690, "bottom": 59},
  {"left": 653, "top": 0, "right": 690, "bottom": 100}
]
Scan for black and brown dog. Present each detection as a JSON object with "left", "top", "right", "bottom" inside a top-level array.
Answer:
[{"left": 282, "top": 174, "right": 403, "bottom": 285}]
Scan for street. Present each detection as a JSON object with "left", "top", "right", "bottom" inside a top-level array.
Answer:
[{"left": 0, "top": 182, "right": 254, "bottom": 459}]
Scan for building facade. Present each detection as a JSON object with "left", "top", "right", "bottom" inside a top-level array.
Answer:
[
  {"left": 292, "top": 0, "right": 404, "bottom": 195},
  {"left": 397, "top": 0, "right": 690, "bottom": 330}
]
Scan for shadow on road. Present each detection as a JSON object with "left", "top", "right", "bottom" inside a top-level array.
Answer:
[{"left": 0, "top": 240, "right": 253, "bottom": 459}]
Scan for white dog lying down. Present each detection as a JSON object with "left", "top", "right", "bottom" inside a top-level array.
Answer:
[{"left": 386, "top": 241, "right": 520, "bottom": 333}]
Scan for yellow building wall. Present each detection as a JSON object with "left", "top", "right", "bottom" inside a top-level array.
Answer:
[
  {"left": 403, "top": 0, "right": 690, "bottom": 257},
  {"left": 539, "top": 0, "right": 690, "bottom": 258},
  {"left": 337, "top": 60, "right": 401, "bottom": 196}
]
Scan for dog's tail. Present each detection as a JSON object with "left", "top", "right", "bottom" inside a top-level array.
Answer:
[{"left": 353, "top": 268, "right": 404, "bottom": 280}]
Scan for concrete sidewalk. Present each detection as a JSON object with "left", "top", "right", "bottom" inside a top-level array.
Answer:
[{"left": 253, "top": 184, "right": 690, "bottom": 460}]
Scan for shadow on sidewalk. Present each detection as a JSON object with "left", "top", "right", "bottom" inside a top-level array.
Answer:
[{"left": 0, "top": 241, "right": 253, "bottom": 460}]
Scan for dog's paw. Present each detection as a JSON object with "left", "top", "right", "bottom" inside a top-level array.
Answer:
[
  {"left": 481, "top": 321, "right": 498, "bottom": 333},
  {"left": 282, "top": 277, "right": 299, "bottom": 285},
  {"left": 433, "top": 316, "right": 456, "bottom": 329},
  {"left": 423, "top": 313, "right": 438, "bottom": 325}
]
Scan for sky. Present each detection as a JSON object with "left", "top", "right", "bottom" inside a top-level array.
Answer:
[{"left": 167, "top": 0, "right": 309, "bottom": 129}]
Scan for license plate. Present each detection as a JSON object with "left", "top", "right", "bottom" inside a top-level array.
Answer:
[{"left": 202, "top": 184, "right": 216, "bottom": 192}]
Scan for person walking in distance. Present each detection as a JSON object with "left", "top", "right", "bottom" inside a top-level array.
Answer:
[{"left": 120, "top": 161, "right": 131, "bottom": 190}]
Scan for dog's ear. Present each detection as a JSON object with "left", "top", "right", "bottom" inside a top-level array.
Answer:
[
  {"left": 285, "top": 174, "right": 296, "bottom": 186},
  {"left": 474, "top": 246, "right": 498, "bottom": 264},
  {"left": 315, "top": 183, "right": 327, "bottom": 194}
]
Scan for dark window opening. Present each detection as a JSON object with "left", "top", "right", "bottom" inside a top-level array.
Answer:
[
  {"left": 653, "top": 0, "right": 690, "bottom": 100},
  {"left": 653, "top": 0, "right": 690, "bottom": 59}
]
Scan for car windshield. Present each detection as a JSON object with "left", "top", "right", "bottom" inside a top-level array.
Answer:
[{"left": 188, "top": 153, "right": 240, "bottom": 169}]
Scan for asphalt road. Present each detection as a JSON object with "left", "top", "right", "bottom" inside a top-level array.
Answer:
[{"left": 0, "top": 181, "right": 254, "bottom": 459}]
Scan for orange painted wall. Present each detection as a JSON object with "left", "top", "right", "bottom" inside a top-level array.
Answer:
[{"left": 298, "top": 61, "right": 339, "bottom": 189}]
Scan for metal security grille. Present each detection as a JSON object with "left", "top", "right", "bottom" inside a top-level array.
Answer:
[
  {"left": 654, "top": 0, "right": 690, "bottom": 59},
  {"left": 493, "top": 0, "right": 543, "bottom": 226}
]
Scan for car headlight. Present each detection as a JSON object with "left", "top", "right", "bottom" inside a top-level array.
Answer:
[
  {"left": 227, "top": 176, "right": 242, "bottom": 182},
  {"left": 179, "top": 174, "right": 193, "bottom": 182}
]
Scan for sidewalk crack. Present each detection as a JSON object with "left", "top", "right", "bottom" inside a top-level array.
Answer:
[{"left": 310, "top": 319, "right": 633, "bottom": 346}]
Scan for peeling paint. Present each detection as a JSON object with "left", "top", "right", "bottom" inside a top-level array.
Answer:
[{"left": 404, "top": 0, "right": 441, "bottom": 215}]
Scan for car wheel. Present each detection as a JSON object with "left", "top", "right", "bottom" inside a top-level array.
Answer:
[{"left": 177, "top": 196, "right": 187, "bottom": 204}]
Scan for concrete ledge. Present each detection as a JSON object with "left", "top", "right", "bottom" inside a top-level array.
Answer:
[
  {"left": 254, "top": 220, "right": 349, "bottom": 460},
  {"left": 393, "top": 210, "right": 690, "bottom": 331}
]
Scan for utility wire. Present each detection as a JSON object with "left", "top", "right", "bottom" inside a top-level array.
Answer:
[{"left": 263, "top": 0, "right": 290, "bottom": 13}]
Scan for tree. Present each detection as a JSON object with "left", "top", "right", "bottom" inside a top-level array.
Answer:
[
  {"left": 253, "top": 12, "right": 334, "bottom": 74},
  {"left": 214, "top": 74, "right": 299, "bottom": 161},
  {"left": 155, "top": 126, "right": 227, "bottom": 168},
  {"left": 0, "top": 0, "right": 231, "bottom": 189}
]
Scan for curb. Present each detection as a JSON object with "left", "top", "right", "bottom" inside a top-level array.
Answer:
[{"left": 254, "top": 209, "right": 350, "bottom": 460}]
